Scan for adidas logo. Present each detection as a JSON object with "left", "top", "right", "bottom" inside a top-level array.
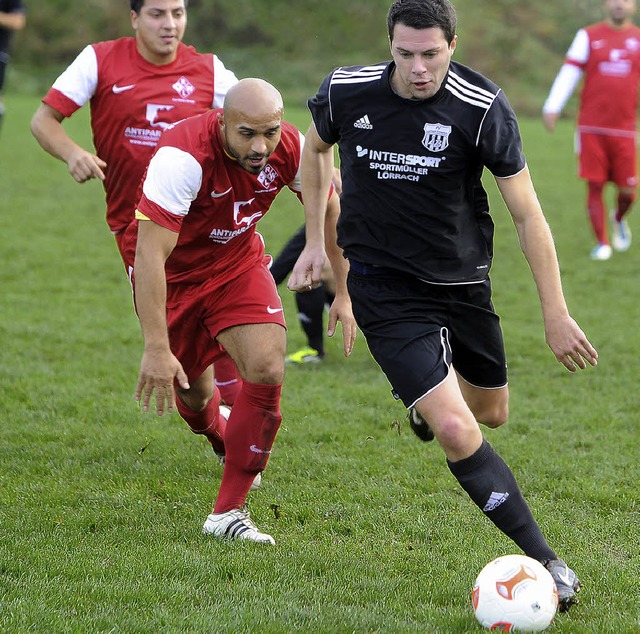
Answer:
[
  {"left": 483, "top": 491, "right": 510, "bottom": 512},
  {"left": 354, "top": 114, "right": 373, "bottom": 130}
]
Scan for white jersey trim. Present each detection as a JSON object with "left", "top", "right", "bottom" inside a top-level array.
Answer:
[
  {"left": 213, "top": 55, "right": 238, "bottom": 108},
  {"left": 566, "top": 28, "right": 590, "bottom": 64},
  {"left": 142, "top": 145, "right": 203, "bottom": 217},
  {"left": 445, "top": 71, "right": 497, "bottom": 109},
  {"left": 330, "top": 64, "right": 386, "bottom": 86}
]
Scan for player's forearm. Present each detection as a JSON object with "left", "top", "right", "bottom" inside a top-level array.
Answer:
[
  {"left": 301, "top": 133, "right": 334, "bottom": 248},
  {"left": 523, "top": 223, "right": 569, "bottom": 322},
  {"left": 135, "top": 263, "right": 172, "bottom": 353},
  {"left": 497, "top": 169, "right": 570, "bottom": 321},
  {"left": 542, "top": 63, "right": 583, "bottom": 115},
  {"left": 0, "top": 12, "right": 26, "bottom": 30},
  {"left": 134, "top": 232, "right": 173, "bottom": 353},
  {"left": 30, "top": 107, "right": 81, "bottom": 164},
  {"left": 323, "top": 192, "right": 348, "bottom": 297},
  {"left": 517, "top": 213, "right": 570, "bottom": 322}
]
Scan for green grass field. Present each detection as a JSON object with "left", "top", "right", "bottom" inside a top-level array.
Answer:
[{"left": 1, "top": 93, "right": 639, "bottom": 633}]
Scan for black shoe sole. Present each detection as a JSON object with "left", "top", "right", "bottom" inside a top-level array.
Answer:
[{"left": 409, "top": 408, "right": 435, "bottom": 442}]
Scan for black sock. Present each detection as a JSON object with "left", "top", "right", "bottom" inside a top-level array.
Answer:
[
  {"left": 447, "top": 439, "right": 556, "bottom": 561},
  {"left": 295, "top": 285, "right": 326, "bottom": 355}
]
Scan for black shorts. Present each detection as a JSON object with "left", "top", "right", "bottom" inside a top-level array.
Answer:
[{"left": 347, "top": 266, "right": 507, "bottom": 407}]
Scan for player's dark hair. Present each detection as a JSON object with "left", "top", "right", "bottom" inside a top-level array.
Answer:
[
  {"left": 130, "top": 0, "right": 189, "bottom": 13},
  {"left": 387, "top": 0, "right": 457, "bottom": 44}
]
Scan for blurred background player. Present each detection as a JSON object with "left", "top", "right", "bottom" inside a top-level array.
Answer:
[
  {"left": 271, "top": 224, "right": 336, "bottom": 364},
  {"left": 30, "top": 0, "right": 242, "bottom": 405},
  {"left": 0, "top": 0, "right": 26, "bottom": 136},
  {"left": 130, "top": 78, "right": 354, "bottom": 543},
  {"left": 543, "top": 0, "right": 640, "bottom": 260}
]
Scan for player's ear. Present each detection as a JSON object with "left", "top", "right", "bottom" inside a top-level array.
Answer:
[
  {"left": 450, "top": 34, "right": 458, "bottom": 55},
  {"left": 217, "top": 111, "right": 225, "bottom": 128}
]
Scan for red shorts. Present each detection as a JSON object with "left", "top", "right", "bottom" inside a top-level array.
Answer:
[
  {"left": 577, "top": 131, "right": 638, "bottom": 187},
  {"left": 164, "top": 259, "right": 286, "bottom": 381}
]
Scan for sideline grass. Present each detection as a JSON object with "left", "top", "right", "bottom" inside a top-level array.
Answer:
[{"left": 1, "top": 93, "right": 639, "bottom": 632}]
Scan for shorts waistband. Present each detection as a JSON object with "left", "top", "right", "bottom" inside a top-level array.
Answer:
[{"left": 349, "top": 260, "right": 399, "bottom": 276}]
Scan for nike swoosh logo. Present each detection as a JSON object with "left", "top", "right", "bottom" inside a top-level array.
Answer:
[
  {"left": 266, "top": 306, "right": 283, "bottom": 314},
  {"left": 112, "top": 84, "right": 136, "bottom": 94},
  {"left": 250, "top": 445, "right": 271, "bottom": 454},
  {"left": 211, "top": 187, "right": 232, "bottom": 198},
  {"left": 214, "top": 378, "right": 239, "bottom": 387}
]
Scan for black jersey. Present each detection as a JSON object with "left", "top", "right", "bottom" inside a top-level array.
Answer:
[{"left": 307, "top": 60, "right": 526, "bottom": 284}]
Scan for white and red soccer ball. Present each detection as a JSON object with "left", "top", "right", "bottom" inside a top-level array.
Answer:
[{"left": 471, "top": 554, "right": 558, "bottom": 632}]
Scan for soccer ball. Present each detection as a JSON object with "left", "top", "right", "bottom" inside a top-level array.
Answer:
[{"left": 471, "top": 554, "right": 558, "bottom": 632}]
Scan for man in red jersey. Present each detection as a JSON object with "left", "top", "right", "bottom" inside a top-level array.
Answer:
[
  {"left": 543, "top": 0, "right": 640, "bottom": 260},
  {"left": 30, "top": 0, "right": 244, "bottom": 405},
  {"left": 129, "top": 78, "right": 355, "bottom": 543}
]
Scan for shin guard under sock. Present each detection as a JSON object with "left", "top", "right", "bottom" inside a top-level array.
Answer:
[
  {"left": 447, "top": 439, "right": 556, "bottom": 561},
  {"left": 214, "top": 381, "right": 282, "bottom": 513},
  {"left": 213, "top": 353, "right": 242, "bottom": 406},
  {"left": 176, "top": 388, "right": 226, "bottom": 455},
  {"left": 616, "top": 191, "right": 636, "bottom": 221},
  {"left": 295, "top": 285, "right": 326, "bottom": 355},
  {"left": 587, "top": 181, "right": 607, "bottom": 244}
]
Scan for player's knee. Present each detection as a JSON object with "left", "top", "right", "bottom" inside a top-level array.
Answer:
[
  {"left": 476, "top": 402, "right": 509, "bottom": 428},
  {"left": 242, "top": 356, "right": 284, "bottom": 385},
  {"left": 433, "top": 412, "right": 478, "bottom": 450},
  {"left": 176, "top": 386, "right": 212, "bottom": 413}
]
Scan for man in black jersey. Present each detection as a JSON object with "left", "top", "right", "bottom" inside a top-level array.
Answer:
[
  {"left": 0, "top": 0, "right": 26, "bottom": 135},
  {"left": 289, "top": 0, "right": 597, "bottom": 612}
]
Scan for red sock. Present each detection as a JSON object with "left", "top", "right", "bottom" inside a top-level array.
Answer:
[
  {"left": 616, "top": 191, "right": 636, "bottom": 221},
  {"left": 176, "top": 387, "right": 226, "bottom": 455},
  {"left": 587, "top": 181, "right": 607, "bottom": 244},
  {"left": 213, "top": 381, "right": 282, "bottom": 513},
  {"left": 213, "top": 353, "right": 242, "bottom": 406}
]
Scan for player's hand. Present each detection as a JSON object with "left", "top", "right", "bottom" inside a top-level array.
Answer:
[
  {"left": 327, "top": 292, "right": 357, "bottom": 357},
  {"left": 545, "top": 316, "right": 598, "bottom": 372},
  {"left": 67, "top": 148, "right": 107, "bottom": 183},
  {"left": 542, "top": 112, "right": 559, "bottom": 133},
  {"left": 288, "top": 243, "right": 326, "bottom": 292},
  {"left": 134, "top": 348, "right": 190, "bottom": 415}
]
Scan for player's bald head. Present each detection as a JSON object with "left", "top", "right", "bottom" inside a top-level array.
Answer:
[
  {"left": 218, "top": 78, "right": 285, "bottom": 174},
  {"left": 223, "top": 78, "right": 284, "bottom": 122}
]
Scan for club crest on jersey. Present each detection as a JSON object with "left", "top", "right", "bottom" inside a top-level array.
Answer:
[
  {"left": 258, "top": 164, "right": 278, "bottom": 189},
  {"left": 172, "top": 76, "right": 196, "bottom": 99},
  {"left": 626, "top": 37, "right": 640, "bottom": 52},
  {"left": 422, "top": 123, "right": 451, "bottom": 152}
]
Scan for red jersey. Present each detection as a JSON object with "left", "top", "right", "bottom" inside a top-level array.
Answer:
[
  {"left": 42, "top": 38, "right": 238, "bottom": 233},
  {"left": 567, "top": 22, "right": 640, "bottom": 132},
  {"left": 130, "top": 110, "right": 304, "bottom": 285}
]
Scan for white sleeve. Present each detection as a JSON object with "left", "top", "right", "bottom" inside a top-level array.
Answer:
[
  {"left": 542, "top": 30, "right": 589, "bottom": 114},
  {"left": 212, "top": 56, "right": 239, "bottom": 108},
  {"left": 50, "top": 45, "right": 98, "bottom": 108},
  {"left": 142, "top": 146, "right": 203, "bottom": 217},
  {"left": 566, "top": 28, "right": 591, "bottom": 64},
  {"left": 542, "top": 64, "right": 583, "bottom": 114}
]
